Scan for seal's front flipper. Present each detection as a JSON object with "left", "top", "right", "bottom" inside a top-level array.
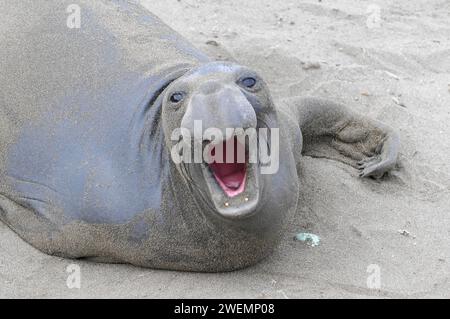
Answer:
[
  {"left": 286, "top": 97, "right": 400, "bottom": 179},
  {"left": 355, "top": 128, "right": 399, "bottom": 178}
]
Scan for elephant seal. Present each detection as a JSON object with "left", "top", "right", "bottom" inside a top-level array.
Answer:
[{"left": 0, "top": 1, "right": 399, "bottom": 271}]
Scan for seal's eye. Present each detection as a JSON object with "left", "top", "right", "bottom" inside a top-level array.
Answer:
[
  {"left": 170, "top": 92, "right": 185, "bottom": 104},
  {"left": 240, "top": 77, "right": 257, "bottom": 89}
]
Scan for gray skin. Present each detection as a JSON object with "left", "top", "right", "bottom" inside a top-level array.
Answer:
[{"left": 0, "top": 1, "right": 399, "bottom": 272}]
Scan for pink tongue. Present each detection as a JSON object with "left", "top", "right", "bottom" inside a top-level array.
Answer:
[
  {"left": 211, "top": 166, "right": 247, "bottom": 197},
  {"left": 209, "top": 162, "right": 246, "bottom": 189},
  {"left": 208, "top": 139, "right": 247, "bottom": 197},
  {"left": 222, "top": 173, "right": 244, "bottom": 189}
]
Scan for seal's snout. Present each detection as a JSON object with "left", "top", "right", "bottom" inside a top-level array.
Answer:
[{"left": 180, "top": 84, "right": 257, "bottom": 138}]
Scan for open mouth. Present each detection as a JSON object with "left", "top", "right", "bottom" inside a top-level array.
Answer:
[
  {"left": 208, "top": 137, "right": 247, "bottom": 198},
  {"left": 201, "top": 136, "right": 260, "bottom": 219}
]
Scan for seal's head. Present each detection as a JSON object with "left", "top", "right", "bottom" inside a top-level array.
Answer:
[{"left": 162, "top": 62, "right": 279, "bottom": 220}]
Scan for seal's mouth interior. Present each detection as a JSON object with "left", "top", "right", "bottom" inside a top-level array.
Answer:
[
  {"left": 208, "top": 137, "right": 247, "bottom": 198},
  {"left": 200, "top": 135, "right": 260, "bottom": 219}
]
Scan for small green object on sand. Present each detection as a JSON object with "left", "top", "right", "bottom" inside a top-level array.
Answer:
[{"left": 295, "top": 233, "right": 321, "bottom": 247}]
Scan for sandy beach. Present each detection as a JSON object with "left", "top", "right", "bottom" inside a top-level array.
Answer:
[{"left": 0, "top": 0, "right": 449, "bottom": 298}]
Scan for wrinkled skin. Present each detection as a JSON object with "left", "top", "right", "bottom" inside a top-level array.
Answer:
[{"left": 0, "top": 1, "right": 399, "bottom": 271}]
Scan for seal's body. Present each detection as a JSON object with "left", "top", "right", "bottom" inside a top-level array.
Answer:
[{"left": 0, "top": 1, "right": 399, "bottom": 271}]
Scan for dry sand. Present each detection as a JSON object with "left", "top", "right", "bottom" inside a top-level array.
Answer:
[{"left": 1, "top": 0, "right": 449, "bottom": 298}]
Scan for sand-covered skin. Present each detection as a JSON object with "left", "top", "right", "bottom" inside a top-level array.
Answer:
[{"left": 1, "top": 0, "right": 449, "bottom": 298}]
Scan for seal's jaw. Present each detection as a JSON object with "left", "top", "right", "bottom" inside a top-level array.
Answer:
[{"left": 201, "top": 137, "right": 261, "bottom": 219}]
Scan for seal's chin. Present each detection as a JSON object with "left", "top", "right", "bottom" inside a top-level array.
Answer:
[{"left": 201, "top": 138, "right": 260, "bottom": 219}]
